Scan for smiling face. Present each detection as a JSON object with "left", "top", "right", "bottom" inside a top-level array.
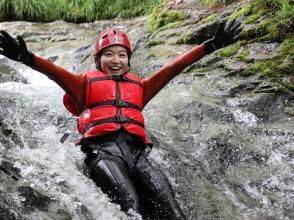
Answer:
[{"left": 99, "top": 45, "right": 129, "bottom": 75}]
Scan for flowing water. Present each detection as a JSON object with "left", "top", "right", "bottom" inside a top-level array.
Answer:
[{"left": 0, "top": 18, "right": 293, "bottom": 220}]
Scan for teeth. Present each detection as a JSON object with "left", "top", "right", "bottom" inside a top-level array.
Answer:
[{"left": 109, "top": 66, "right": 121, "bottom": 70}]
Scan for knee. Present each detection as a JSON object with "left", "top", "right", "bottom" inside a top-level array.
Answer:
[
  {"left": 85, "top": 158, "right": 144, "bottom": 214},
  {"left": 115, "top": 185, "right": 142, "bottom": 214}
]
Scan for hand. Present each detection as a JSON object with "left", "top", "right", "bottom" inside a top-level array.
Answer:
[
  {"left": 0, "top": 30, "right": 34, "bottom": 66},
  {"left": 204, "top": 19, "right": 242, "bottom": 54}
]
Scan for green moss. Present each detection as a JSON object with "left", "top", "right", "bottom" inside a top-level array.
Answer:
[
  {"left": 201, "top": 14, "right": 218, "bottom": 24},
  {"left": 280, "top": 38, "right": 294, "bottom": 56},
  {"left": 168, "top": 32, "right": 182, "bottom": 38},
  {"left": 282, "top": 78, "right": 294, "bottom": 91},
  {"left": 245, "top": 9, "right": 265, "bottom": 23},
  {"left": 147, "top": 4, "right": 189, "bottom": 33},
  {"left": 147, "top": 40, "right": 165, "bottom": 47},
  {"left": 184, "top": 65, "right": 210, "bottom": 75},
  {"left": 175, "top": 35, "right": 192, "bottom": 44},
  {"left": 199, "top": 0, "right": 237, "bottom": 7},
  {"left": 234, "top": 50, "right": 250, "bottom": 62},
  {"left": 229, "top": 5, "right": 251, "bottom": 20},
  {"left": 163, "top": 21, "right": 182, "bottom": 30},
  {"left": 197, "top": 67, "right": 210, "bottom": 72},
  {"left": 243, "top": 38, "right": 294, "bottom": 80},
  {"left": 242, "top": 1, "right": 293, "bottom": 41},
  {"left": 217, "top": 43, "right": 241, "bottom": 57}
]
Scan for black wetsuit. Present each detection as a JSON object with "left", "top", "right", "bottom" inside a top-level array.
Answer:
[{"left": 81, "top": 130, "right": 186, "bottom": 220}]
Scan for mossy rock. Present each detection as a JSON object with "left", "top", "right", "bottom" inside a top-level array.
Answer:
[
  {"left": 240, "top": 38, "right": 294, "bottom": 91},
  {"left": 147, "top": 3, "right": 189, "bottom": 33},
  {"left": 176, "top": 20, "right": 220, "bottom": 45},
  {"left": 147, "top": 40, "right": 166, "bottom": 47},
  {"left": 230, "top": 1, "right": 294, "bottom": 42},
  {"left": 217, "top": 42, "right": 241, "bottom": 57}
]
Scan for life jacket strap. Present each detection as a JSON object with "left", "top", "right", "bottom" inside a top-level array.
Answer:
[
  {"left": 84, "top": 115, "right": 144, "bottom": 133},
  {"left": 87, "top": 75, "right": 143, "bottom": 87},
  {"left": 88, "top": 100, "right": 141, "bottom": 111}
]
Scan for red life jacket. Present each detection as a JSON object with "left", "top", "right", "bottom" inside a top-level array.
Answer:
[{"left": 64, "top": 70, "right": 150, "bottom": 144}]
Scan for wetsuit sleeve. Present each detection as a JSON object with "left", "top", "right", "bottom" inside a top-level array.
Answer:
[
  {"left": 142, "top": 44, "right": 205, "bottom": 107},
  {"left": 32, "top": 55, "right": 86, "bottom": 111}
]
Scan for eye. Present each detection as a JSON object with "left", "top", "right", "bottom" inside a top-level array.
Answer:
[
  {"left": 119, "top": 53, "right": 127, "bottom": 58},
  {"left": 103, "top": 51, "right": 113, "bottom": 57}
]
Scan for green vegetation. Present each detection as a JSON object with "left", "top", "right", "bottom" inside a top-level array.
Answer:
[
  {"left": 201, "top": 14, "right": 219, "bottom": 23},
  {"left": 231, "top": 0, "right": 294, "bottom": 41},
  {"left": 217, "top": 42, "right": 241, "bottom": 57},
  {"left": 234, "top": 50, "right": 250, "bottom": 62},
  {"left": 199, "top": 0, "right": 238, "bottom": 7},
  {"left": 147, "top": 2, "right": 189, "bottom": 33},
  {"left": 147, "top": 40, "right": 165, "bottom": 47},
  {"left": 0, "top": 0, "right": 163, "bottom": 22},
  {"left": 242, "top": 38, "right": 294, "bottom": 79}
]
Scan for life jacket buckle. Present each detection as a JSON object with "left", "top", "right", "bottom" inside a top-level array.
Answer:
[
  {"left": 111, "top": 75, "right": 125, "bottom": 81},
  {"left": 114, "top": 100, "right": 128, "bottom": 108},
  {"left": 114, "top": 115, "right": 131, "bottom": 123}
]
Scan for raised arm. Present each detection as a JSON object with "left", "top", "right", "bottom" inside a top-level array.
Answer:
[
  {"left": 142, "top": 44, "right": 205, "bottom": 106},
  {"left": 0, "top": 30, "right": 86, "bottom": 111},
  {"left": 142, "top": 19, "right": 242, "bottom": 107},
  {"left": 32, "top": 55, "right": 86, "bottom": 111}
]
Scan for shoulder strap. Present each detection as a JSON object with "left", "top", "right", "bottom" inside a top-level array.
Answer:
[{"left": 87, "top": 73, "right": 143, "bottom": 87}]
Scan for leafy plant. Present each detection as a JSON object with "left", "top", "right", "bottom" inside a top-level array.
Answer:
[
  {"left": 0, "top": 0, "right": 163, "bottom": 22},
  {"left": 12, "top": 0, "right": 47, "bottom": 21}
]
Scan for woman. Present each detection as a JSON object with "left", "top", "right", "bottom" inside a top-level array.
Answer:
[{"left": 0, "top": 19, "right": 241, "bottom": 219}]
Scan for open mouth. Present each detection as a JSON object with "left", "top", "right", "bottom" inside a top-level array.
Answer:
[{"left": 109, "top": 66, "right": 121, "bottom": 71}]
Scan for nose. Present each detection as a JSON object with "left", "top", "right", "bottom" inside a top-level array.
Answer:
[{"left": 111, "top": 54, "right": 120, "bottom": 63}]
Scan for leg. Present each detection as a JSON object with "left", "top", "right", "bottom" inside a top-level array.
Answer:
[
  {"left": 134, "top": 153, "right": 187, "bottom": 220},
  {"left": 85, "top": 153, "right": 143, "bottom": 215}
]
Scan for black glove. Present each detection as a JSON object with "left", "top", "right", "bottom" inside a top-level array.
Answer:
[
  {"left": 204, "top": 19, "right": 242, "bottom": 54},
  {"left": 0, "top": 30, "right": 34, "bottom": 66}
]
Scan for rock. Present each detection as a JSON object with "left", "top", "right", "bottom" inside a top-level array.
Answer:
[
  {"left": 0, "top": 3, "right": 293, "bottom": 219},
  {"left": 246, "top": 93, "right": 286, "bottom": 121},
  {"left": 0, "top": 58, "right": 27, "bottom": 83},
  {"left": 245, "top": 42, "right": 280, "bottom": 60},
  {"left": 0, "top": 160, "right": 22, "bottom": 181},
  {"left": 18, "top": 186, "right": 51, "bottom": 211}
]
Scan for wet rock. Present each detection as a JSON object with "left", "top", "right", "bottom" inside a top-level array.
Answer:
[
  {"left": 246, "top": 93, "right": 286, "bottom": 121},
  {"left": 206, "top": 131, "right": 269, "bottom": 169},
  {"left": 245, "top": 42, "right": 280, "bottom": 61},
  {"left": 216, "top": 58, "right": 248, "bottom": 71},
  {"left": 178, "top": 19, "right": 221, "bottom": 44},
  {"left": 18, "top": 186, "right": 51, "bottom": 211},
  {"left": 0, "top": 160, "right": 22, "bottom": 181},
  {"left": 0, "top": 5, "right": 293, "bottom": 219},
  {"left": 228, "top": 81, "right": 261, "bottom": 97},
  {"left": 0, "top": 194, "right": 22, "bottom": 220},
  {"left": 0, "top": 58, "right": 27, "bottom": 83}
]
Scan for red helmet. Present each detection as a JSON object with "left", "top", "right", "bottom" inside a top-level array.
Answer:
[{"left": 95, "top": 29, "right": 132, "bottom": 57}]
